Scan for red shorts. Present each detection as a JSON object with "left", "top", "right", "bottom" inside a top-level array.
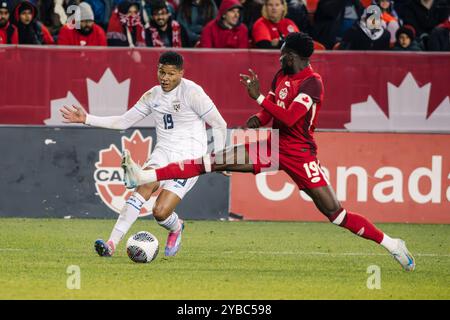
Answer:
[{"left": 244, "top": 139, "right": 330, "bottom": 190}]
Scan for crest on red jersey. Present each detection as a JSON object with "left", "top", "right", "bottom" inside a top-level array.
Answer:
[{"left": 279, "top": 88, "right": 288, "bottom": 100}]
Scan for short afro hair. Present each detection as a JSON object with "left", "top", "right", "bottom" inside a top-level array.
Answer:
[
  {"left": 159, "top": 51, "right": 184, "bottom": 69},
  {"left": 283, "top": 32, "right": 314, "bottom": 58}
]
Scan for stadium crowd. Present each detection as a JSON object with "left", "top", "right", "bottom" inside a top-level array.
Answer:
[{"left": 0, "top": 0, "right": 448, "bottom": 51}]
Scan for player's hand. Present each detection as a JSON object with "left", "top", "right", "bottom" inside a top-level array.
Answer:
[
  {"left": 240, "top": 69, "right": 261, "bottom": 100},
  {"left": 246, "top": 115, "right": 261, "bottom": 129},
  {"left": 60, "top": 105, "right": 87, "bottom": 124}
]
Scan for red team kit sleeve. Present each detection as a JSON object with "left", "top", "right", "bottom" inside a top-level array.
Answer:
[{"left": 256, "top": 77, "right": 322, "bottom": 127}]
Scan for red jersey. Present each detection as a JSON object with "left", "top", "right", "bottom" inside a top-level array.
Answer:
[
  {"left": 0, "top": 22, "right": 18, "bottom": 44},
  {"left": 252, "top": 17, "right": 299, "bottom": 44},
  {"left": 256, "top": 66, "right": 324, "bottom": 157},
  {"left": 57, "top": 24, "right": 107, "bottom": 46}
]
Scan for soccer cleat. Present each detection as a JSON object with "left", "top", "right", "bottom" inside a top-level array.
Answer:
[
  {"left": 121, "top": 150, "right": 141, "bottom": 189},
  {"left": 165, "top": 220, "right": 185, "bottom": 257},
  {"left": 94, "top": 239, "right": 115, "bottom": 257},
  {"left": 391, "top": 239, "right": 415, "bottom": 271}
]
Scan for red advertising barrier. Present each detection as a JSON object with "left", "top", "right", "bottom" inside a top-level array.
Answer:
[
  {"left": 0, "top": 46, "right": 449, "bottom": 130},
  {"left": 230, "top": 132, "right": 450, "bottom": 224}
]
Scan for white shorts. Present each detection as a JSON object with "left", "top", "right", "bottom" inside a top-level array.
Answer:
[{"left": 142, "top": 146, "right": 199, "bottom": 200}]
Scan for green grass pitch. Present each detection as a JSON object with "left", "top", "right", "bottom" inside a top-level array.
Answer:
[{"left": 0, "top": 218, "right": 449, "bottom": 300}]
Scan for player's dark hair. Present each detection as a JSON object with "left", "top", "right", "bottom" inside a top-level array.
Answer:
[
  {"left": 159, "top": 51, "right": 184, "bottom": 69},
  {"left": 283, "top": 32, "right": 314, "bottom": 58}
]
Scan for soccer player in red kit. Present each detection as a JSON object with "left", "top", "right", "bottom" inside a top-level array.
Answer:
[{"left": 122, "top": 32, "right": 415, "bottom": 271}]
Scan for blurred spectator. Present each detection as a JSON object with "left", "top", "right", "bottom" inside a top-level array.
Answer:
[
  {"left": 83, "top": 0, "right": 113, "bottom": 30},
  {"left": 239, "top": 0, "right": 262, "bottom": 32},
  {"left": 313, "top": 0, "right": 364, "bottom": 49},
  {"left": 375, "top": 0, "right": 400, "bottom": 45},
  {"left": 107, "top": 0, "right": 145, "bottom": 46},
  {"left": 0, "top": 0, "right": 18, "bottom": 43},
  {"left": 199, "top": 0, "right": 248, "bottom": 48},
  {"left": 251, "top": 0, "right": 299, "bottom": 49},
  {"left": 392, "top": 24, "right": 422, "bottom": 50},
  {"left": 285, "top": 0, "right": 311, "bottom": 35},
  {"left": 57, "top": 1, "right": 107, "bottom": 45},
  {"left": 428, "top": 15, "right": 450, "bottom": 51},
  {"left": 400, "top": 0, "right": 449, "bottom": 37},
  {"left": 11, "top": 0, "right": 54, "bottom": 44},
  {"left": 177, "top": 0, "right": 217, "bottom": 47},
  {"left": 339, "top": 7, "right": 390, "bottom": 50},
  {"left": 140, "top": 0, "right": 176, "bottom": 28},
  {"left": 145, "top": 0, "right": 188, "bottom": 47}
]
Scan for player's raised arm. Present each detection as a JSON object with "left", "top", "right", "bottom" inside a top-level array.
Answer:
[
  {"left": 59, "top": 91, "right": 153, "bottom": 130},
  {"left": 241, "top": 67, "right": 319, "bottom": 127}
]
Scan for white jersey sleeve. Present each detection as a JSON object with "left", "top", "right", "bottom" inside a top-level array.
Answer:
[
  {"left": 85, "top": 89, "right": 154, "bottom": 130},
  {"left": 188, "top": 85, "right": 216, "bottom": 119}
]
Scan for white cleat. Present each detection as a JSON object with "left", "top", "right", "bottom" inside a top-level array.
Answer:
[
  {"left": 391, "top": 239, "right": 415, "bottom": 271},
  {"left": 121, "top": 150, "right": 142, "bottom": 189}
]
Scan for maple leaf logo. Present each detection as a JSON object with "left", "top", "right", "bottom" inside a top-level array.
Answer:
[
  {"left": 345, "top": 73, "right": 450, "bottom": 131},
  {"left": 45, "top": 68, "right": 155, "bottom": 127},
  {"left": 94, "top": 130, "right": 157, "bottom": 216}
]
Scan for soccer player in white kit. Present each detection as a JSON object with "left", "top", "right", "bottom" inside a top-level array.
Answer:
[{"left": 60, "top": 52, "right": 227, "bottom": 257}]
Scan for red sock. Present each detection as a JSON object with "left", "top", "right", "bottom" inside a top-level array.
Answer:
[
  {"left": 329, "top": 209, "right": 384, "bottom": 244},
  {"left": 155, "top": 156, "right": 210, "bottom": 181}
]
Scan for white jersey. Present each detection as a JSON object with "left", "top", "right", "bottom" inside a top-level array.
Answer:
[{"left": 133, "top": 78, "right": 215, "bottom": 158}]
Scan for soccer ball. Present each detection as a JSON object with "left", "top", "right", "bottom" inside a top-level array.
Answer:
[{"left": 126, "top": 231, "right": 159, "bottom": 263}]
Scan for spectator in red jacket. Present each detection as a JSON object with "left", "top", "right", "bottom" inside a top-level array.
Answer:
[
  {"left": 200, "top": 0, "right": 249, "bottom": 48},
  {"left": 251, "top": 0, "right": 299, "bottom": 48},
  {"left": 0, "top": 0, "right": 18, "bottom": 44},
  {"left": 12, "top": 0, "right": 54, "bottom": 44},
  {"left": 57, "top": 2, "right": 107, "bottom": 46}
]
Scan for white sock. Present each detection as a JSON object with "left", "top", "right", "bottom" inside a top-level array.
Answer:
[
  {"left": 156, "top": 212, "right": 181, "bottom": 232},
  {"left": 380, "top": 233, "right": 398, "bottom": 252},
  {"left": 108, "top": 192, "right": 146, "bottom": 246}
]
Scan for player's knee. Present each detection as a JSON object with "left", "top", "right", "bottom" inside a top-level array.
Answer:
[{"left": 152, "top": 203, "right": 171, "bottom": 221}]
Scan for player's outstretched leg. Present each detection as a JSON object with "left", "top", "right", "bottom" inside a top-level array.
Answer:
[
  {"left": 305, "top": 186, "right": 415, "bottom": 271},
  {"left": 122, "top": 145, "right": 254, "bottom": 186}
]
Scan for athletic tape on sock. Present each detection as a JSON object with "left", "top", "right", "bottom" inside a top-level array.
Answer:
[
  {"left": 332, "top": 209, "right": 347, "bottom": 226},
  {"left": 203, "top": 154, "right": 212, "bottom": 173}
]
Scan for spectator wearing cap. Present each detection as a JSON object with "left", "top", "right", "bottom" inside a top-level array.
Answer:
[
  {"left": 57, "top": 2, "right": 107, "bottom": 46},
  {"left": 0, "top": 0, "right": 18, "bottom": 44},
  {"left": 392, "top": 25, "right": 422, "bottom": 50},
  {"left": 83, "top": 0, "right": 113, "bottom": 30},
  {"left": 339, "top": 7, "right": 390, "bottom": 50},
  {"left": 146, "top": 0, "right": 188, "bottom": 47},
  {"left": 11, "top": 0, "right": 54, "bottom": 44},
  {"left": 251, "top": 0, "right": 299, "bottom": 49},
  {"left": 107, "top": 0, "right": 146, "bottom": 46},
  {"left": 199, "top": 0, "right": 249, "bottom": 48}
]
